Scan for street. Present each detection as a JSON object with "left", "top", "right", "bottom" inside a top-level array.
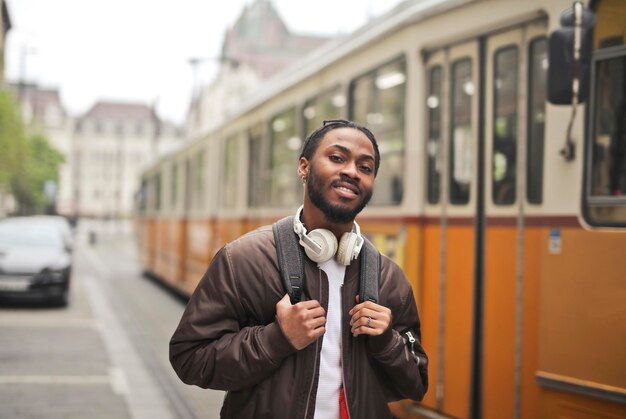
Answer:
[{"left": 0, "top": 221, "right": 224, "bottom": 419}]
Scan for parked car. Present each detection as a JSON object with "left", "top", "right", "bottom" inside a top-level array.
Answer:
[
  {"left": 0, "top": 216, "right": 73, "bottom": 306},
  {"left": 27, "top": 215, "right": 75, "bottom": 252}
]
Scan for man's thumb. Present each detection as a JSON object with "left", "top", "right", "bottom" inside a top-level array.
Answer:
[{"left": 278, "top": 293, "right": 292, "bottom": 307}]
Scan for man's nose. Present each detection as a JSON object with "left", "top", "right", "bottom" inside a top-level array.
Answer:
[{"left": 341, "top": 161, "right": 360, "bottom": 179}]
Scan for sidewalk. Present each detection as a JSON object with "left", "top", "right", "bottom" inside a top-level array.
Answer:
[
  {"left": 0, "top": 220, "right": 177, "bottom": 419},
  {"left": 0, "top": 263, "right": 132, "bottom": 418}
]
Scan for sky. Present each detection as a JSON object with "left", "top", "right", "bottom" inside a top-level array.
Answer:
[{"left": 5, "top": 0, "right": 405, "bottom": 124}]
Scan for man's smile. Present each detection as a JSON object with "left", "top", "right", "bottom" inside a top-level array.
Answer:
[{"left": 332, "top": 179, "right": 360, "bottom": 198}]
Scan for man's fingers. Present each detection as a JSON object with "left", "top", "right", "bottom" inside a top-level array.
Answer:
[{"left": 296, "top": 299, "right": 322, "bottom": 309}]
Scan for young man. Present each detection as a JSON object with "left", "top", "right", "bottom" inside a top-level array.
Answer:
[{"left": 170, "top": 120, "right": 428, "bottom": 418}]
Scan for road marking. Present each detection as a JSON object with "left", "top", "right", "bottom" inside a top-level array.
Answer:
[
  {"left": 0, "top": 368, "right": 128, "bottom": 395},
  {"left": 0, "top": 317, "right": 100, "bottom": 328},
  {"left": 0, "top": 375, "right": 110, "bottom": 384}
]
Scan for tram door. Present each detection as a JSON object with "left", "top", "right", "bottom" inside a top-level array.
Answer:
[{"left": 422, "top": 20, "right": 547, "bottom": 419}]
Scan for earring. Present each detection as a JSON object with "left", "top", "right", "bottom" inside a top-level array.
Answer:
[{"left": 302, "top": 176, "right": 307, "bottom": 184}]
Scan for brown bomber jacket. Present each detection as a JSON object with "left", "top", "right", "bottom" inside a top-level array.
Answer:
[{"left": 169, "top": 225, "right": 428, "bottom": 418}]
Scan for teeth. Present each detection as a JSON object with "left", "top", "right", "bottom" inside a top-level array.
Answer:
[{"left": 336, "top": 186, "right": 356, "bottom": 194}]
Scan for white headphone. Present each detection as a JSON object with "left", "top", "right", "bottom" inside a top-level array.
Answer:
[{"left": 293, "top": 205, "right": 364, "bottom": 266}]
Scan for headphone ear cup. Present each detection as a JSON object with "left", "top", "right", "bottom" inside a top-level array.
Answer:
[
  {"left": 304, "top": 229, "right": 338, "bottom": 263},
  {"left": 336, "top": 232, "right": 359, "bottom": 265}
]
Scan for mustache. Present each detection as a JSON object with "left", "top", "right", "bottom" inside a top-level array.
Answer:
[{"left": 332, "top": 174, "right": 359, "bottom": 187}]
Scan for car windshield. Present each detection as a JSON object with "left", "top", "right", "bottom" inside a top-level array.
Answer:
[{"left": 0, "top": 222, "right": 64, "bottom": 248}]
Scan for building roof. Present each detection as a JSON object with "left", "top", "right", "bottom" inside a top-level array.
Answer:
[
  {"left": 221, "top": 0, "right": 330, "bottom": 79},
  {"left": 82, "top": 101, "right": 158, "bottom": 123}
]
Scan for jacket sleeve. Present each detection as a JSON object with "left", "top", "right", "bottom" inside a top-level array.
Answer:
[
  {"left": 169, "top": 245, "right": 297, "bottom": 391},
  {"left": 366, "top": 273, "right": 429, "bottom": 402}
]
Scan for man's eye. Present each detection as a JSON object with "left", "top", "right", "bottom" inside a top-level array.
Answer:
[
  {"left": 329, "top": 155, "right": 343, "bottom": 162},
  {"left": 360, "top": 165, "right": 373, "bottom": 173}
]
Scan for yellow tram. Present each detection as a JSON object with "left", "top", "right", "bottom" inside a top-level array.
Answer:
[{"left": 135, "top": 1, "right": 626, "bottom": 417}]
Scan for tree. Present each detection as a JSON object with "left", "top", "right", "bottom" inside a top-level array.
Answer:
[{"left": 0, "top": 88, "right": 64, "bottom": 214}]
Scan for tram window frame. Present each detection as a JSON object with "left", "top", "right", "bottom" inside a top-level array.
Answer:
[
  {"left": 269, "top": 107, "right": 301, "bottom": 207},
  {"left": 426, "top": 65, "right": 443, "bottom": 205},
  {"left": 449, "top": 57, "right": 473, "bottom": 205},
  {"left": 527, "top": 37, "right": 547, "bottom": 205},
  {"left": 492, "top": 45, "right": 519, "bottom": 206},
  {"left": 302, "top": 85, "right": 346, "bottom": 137},
  {"left": 583, "top": 44, "right": 626, "bottom": 227},
  {"left": 221, "top": 134, "right": 239, "bottom": 210},
  {"left": 348, "top": 55, "right": 407, "bottom": 206}
]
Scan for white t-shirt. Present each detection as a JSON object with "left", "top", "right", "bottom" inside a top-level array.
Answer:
[{"left": 314, "top": 258, "right": 346, "bottom": 419}]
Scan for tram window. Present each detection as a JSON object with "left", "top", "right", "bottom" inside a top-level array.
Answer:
[
  {"left": 221, "top": 136, "right": 239, "bottom": 209},
  {"left": 248, "top": 126, "right": 267, "bottom": 208},
  {"left": 427, "top": 66, "right": 443, "bottom": 204},
  {"left": 195, "top": 152, "right": 206, "bottom": 211},
  {"left": 527, "top": 38, "right": 547, "bottom": 204},
  {"left": 138, "top": 179, "right": 148, "bottom": 214},
  {"left": 171, "top": 163, "right": 178, "bottom": 210},
  {"left": 350, "top": 57, "right": 406, "bottom": 205},
  {"left": 303, "top": 86, "right": 345, "bottom": 136},
  {"left": 449, "top": 58, "right": 473, "bottom": 205},
  {"left": 585, "top": 47, "right": 626, "bottom": 225},
  {"left": 492, "top": 46, "right": 518, "bottom": 206},
  {"left": 155, "top": 173, "right": 162, "bottom": 212},
  {"left": 270, "top": 108, "right": 301, "bottom": 207}
]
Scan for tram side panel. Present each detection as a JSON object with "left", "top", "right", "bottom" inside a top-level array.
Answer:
[{"left": 538, "top": 227, "right": 626, "bottom": 418}]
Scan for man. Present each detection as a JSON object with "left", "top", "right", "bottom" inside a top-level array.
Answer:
[{"left": 170, "top": 120, "right": 428, "bottom": 418}]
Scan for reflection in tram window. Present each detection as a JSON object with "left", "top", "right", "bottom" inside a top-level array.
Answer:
[
  {"left": 221, "top": 136, "right": 239, "bottom": 209},
  {"left": 450, "top": 58, "right": 473, "bottom": 205},
  {"left": 427, "top": 66, "right": 443, "bottom": 204},
  {"left": 492, "top": 46, "right": 518, "bottom": 205},
  {"left": 270, "top": 109, "right": 301, "bottom": 207},
  {"left": 303, "top": 86, "right": 345, "bottom": 137},
  {"left": 350, "top": 57, "right": 406, "bottom": 205},
  {"left": 591, "top": 53, "right": 626, "bottom": 198},
  {"left": 527, "top": 38, "right": 547, "bottom": 204}
]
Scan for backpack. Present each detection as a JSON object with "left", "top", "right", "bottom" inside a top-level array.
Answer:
[{"left": 272, "top": 215, "right": 380, "bottom": 304}]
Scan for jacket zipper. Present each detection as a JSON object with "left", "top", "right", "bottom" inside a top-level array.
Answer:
[
  {"left": 405, "top": 331, "right": 421, "bottom": 366},
  {"left": 303, "top": 269, "right": 323, "bottom": 419},
  {"left": 340, "top": 284, "right": 352, "bottom": 419}
]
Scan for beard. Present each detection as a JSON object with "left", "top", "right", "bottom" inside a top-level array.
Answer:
[{"left": 307, "top": 166, "right": 373, "bottom": 223}]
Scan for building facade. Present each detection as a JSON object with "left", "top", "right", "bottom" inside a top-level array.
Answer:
[{"left": 73, "top": 101, "right": 182, "bottom": 218}]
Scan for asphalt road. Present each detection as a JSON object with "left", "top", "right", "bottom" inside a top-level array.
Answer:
[{"left": 0, "top": 220, "right": 224, "bottom": 419}]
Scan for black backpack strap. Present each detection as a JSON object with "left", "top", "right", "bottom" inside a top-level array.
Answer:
[
  {"left": 272, "top": 216, "right": 304, "bottom": 304},
  {"left": 359, "top": 238, "right": 380, "bottom": 304}
]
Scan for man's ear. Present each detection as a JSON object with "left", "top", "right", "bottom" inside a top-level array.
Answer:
[{"left": 298, "top": 157, "right": 309, "bottom": 179}]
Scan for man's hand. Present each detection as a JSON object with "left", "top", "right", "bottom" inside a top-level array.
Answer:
[
  {"left": 276, "top": 294, "right": 326, "bottom": 350},
  {"left": 349, "top": 295, "right": 392, "bottom": 337}
]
